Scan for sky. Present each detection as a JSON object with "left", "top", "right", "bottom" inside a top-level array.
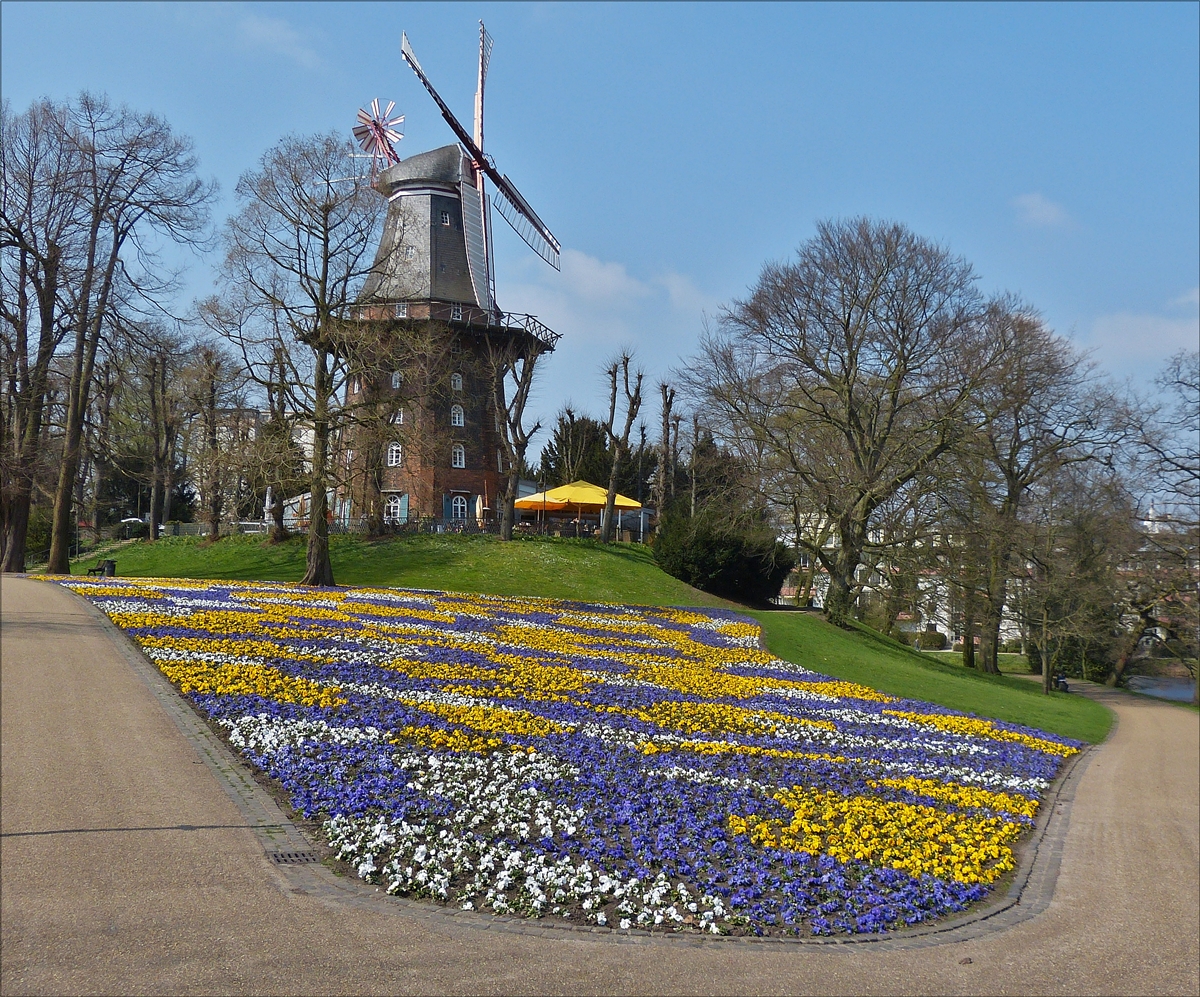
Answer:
[{"left": 3, "top": 1, "right": 1197, "bottom": 435}]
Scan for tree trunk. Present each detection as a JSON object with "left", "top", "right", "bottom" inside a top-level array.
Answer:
[
  {"left": 962, "top": 580, "right": 977, "bottom": 670},
  {"left": 269, "top": 488, "right": 287, "bottom": 543},
  {"left": 1041, "top": 608, "right": 1053, "bottom": 695},
  {"left": 978, "top": 585, "right": 1003, "bottom": 674},
  {"left": 1, "top": 493, "right": 32, "bottom": 573},
  {"left": 825, "top": 538, "right": 863, "bottom": 628},
  {"left": 499, "top": 468, "right": 521, "bottom": 541},
  {"left": 46, "top": 396, "right": 86, "bottom": 573},
  {"left": 300, "top": 348, "right": 335, "bottom": 586}
]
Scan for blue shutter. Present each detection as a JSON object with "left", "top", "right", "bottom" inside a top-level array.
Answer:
[
  {"left": 399, "top": 494, "right": 409, "bottom": 523},
  {"left": 442, "top": 495, "right": 452, "bottom": 520}
]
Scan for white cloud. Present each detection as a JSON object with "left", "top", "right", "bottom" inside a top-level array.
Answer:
[
  {"left": 235, "top": 12, "right": 322, "bottom": 70},
  {"left": 656, "top": 271, "right": 721, "bottom": 317},
  {"left": 1083, "top": 310, "right": 1200, "bottom": 382},
  {"left": 1012, "top": 192, "right": 1070, "bottom": 228},
  {"left": 496, "top": 251, "right": 720, "bottom": 431},
  {"left": 557, "top": 249, "right": 650, "bottom": 305},
  {"left": 1170, "top": 286, "right": 1200, "bottom": 308}
]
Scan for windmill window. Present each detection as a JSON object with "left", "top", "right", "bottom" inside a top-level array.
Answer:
[
  {"left": 452, "top": 443, "right": 466, "bottom": 469},
  {"left": 387, "top": 442, "right": 403, "bottom": 467},
  {"left": 352, "top": 378, "right": 361, "bottom": 394},
  {"left": 494, "top": 412, "right": 502, "bottom": 433},
  {"left": 403, "top": 246, "right": 415, "bottom": 260},
  {"left": 450, "top": 302, "right": 463, "bottom": 321},
  {"left": 450, "top": 372, "right": 463, "bottom": 392},
  {"left": 394, "top": 301, "right": 408, "bottom": 318},
  {"left": 391, "top": 408, "right": 404, "bottom": 425},
  {"left": 440, "top": 210, "right": 450, "bottom": 226},
  {"left": 451, "top": 495, "right": 468, "bottom": 519},
  {"left": 497, "top": 449, "right": 504, "bottom": 473},
  {"left": 384, "top": 494, "right": 403, "bottom": 520},
  {"left": 391, "top": 370, "right": 402, "bottom": 389},
  {"left": 450, "top": 404, "right": 465, "bottom": 427}
]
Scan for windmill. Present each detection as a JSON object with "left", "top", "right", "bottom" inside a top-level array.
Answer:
[
  {"left": 353, "top": 98, "right": 404, "bottom": 175},
  {"left": 401, "top": 22, "right": 561, "bottom": 282}
]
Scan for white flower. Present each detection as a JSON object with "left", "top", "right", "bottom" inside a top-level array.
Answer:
[{"left": 619, "top": 918, "right": 631, "bottom": 930}]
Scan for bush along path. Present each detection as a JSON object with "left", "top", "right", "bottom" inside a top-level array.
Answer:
[{"left": 44, "top": 575, "right": 1084, "bottom": 938}]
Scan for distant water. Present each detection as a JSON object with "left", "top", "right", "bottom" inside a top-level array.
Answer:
[{"left": 1126, "top": 675, "right": 1197, "bottom": 703}]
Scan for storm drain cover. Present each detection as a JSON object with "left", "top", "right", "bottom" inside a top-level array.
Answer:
[{"left": 269, "top": 850, "right": 320, "bottom": 865}]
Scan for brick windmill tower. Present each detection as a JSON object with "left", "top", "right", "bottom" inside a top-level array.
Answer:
[{"left": 344, "top": 23, "right": 560, "bottom": 527}]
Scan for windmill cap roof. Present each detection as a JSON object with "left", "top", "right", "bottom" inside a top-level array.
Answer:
[{"left": 376, "top": 145, "right": 469, "bottom": 194}]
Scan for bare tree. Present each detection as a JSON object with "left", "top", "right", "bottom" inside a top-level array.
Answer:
[
  {"left": 691, "top": 218, "right": 993, "bottom": 625},
  {"left": 943, "top": 302, "right": 1117, "bottom": 671},
  {"left": 651, "top": 382, "right": 674, "bottom": 529},
  {"left": 217, "top": 132, "right": 383, "bottom": 585},
  {"left": 43, "top": 93, "right": 215, "bottom": 573},
  {"left": 599, "top": 353, "right": 643, "bottom": 542},
  {"left": 0, "top": 99, "right": 79, "bottom": 570},
  {"left": 487, "top": 336, "right": 543, "bottom": 541}
]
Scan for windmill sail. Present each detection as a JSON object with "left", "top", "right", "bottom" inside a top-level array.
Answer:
[
  {"left": 491, "top": 175, "right": 559, "bottom": 270},
  {"left": 460, "top": 179, "right": 492, "bottom": 312},
  {"left": 401, "top": 31, "right": 561, "bottom": 271}
]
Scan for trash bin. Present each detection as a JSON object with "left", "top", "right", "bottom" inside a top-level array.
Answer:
[{"left": 103, "top": 559, "right": 116, "bottom": 577}]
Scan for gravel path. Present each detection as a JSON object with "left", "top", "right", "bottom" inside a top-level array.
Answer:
[{"left": 2, "top": 575, "right": 1196, "bottom": 996}]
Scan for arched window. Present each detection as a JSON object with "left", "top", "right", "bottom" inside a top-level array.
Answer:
[
  {"left": 384, "top": 494, "right": 403, "bottom": 520},
  {"left": 451, "top": 495, "right": 468, "bottom": 519},
  {"left": 451, "top": 443, "right": 466, "bottom": 468},
  {"left": 387, "top": 442, "right": 403, "bottom": 467},
  {"left": 391, "top": 408, "right": 404, "bottom": 425},
  {"left": 450, "top": 404, "right": 464, "bottom": 427},
  {"left": 450, "top": 372, "right": 463, "bottom": 392},
  {"left": 391, "top": 370, "right": 402, "bottom": 389}
]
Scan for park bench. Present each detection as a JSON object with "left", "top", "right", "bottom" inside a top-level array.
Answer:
[{"left": 86, "top": 559, "right": 116, "bottom": 577}]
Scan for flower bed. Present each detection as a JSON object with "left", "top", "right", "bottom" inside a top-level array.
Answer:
[{"left": 52, "top": 576, "right": 1080, "bottom": 936}]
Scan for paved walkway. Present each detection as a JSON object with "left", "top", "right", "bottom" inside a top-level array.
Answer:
[{"left": 2, "top": 576, "right": 1197, "bottom": 995}]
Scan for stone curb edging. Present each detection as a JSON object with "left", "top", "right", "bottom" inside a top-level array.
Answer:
[{"left": 61, "top": 581, "right": 1104, "bottom": 950}]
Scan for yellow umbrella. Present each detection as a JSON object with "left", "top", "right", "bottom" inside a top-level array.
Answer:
[
  {"left": 514, "top": 480, "right": 642, "bottom": 537},
  {"left": 513, "top": 480, "right": 641, "bottom": 511}
]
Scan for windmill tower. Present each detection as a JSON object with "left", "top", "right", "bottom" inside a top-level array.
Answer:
[{"left": 343, "top": 23, "right": 561, "bottom": 528}]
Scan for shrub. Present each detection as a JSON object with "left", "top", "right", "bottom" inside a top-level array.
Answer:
[
  {"left": 654, "top": 504, "right": 795, "bottom": 604},
  {"left": 918, "top": 630, "right": 948, "bottom": 650}
]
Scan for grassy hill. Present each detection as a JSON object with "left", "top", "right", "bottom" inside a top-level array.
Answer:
[{"left": 65, "top": 532, "right": 1111, "bottom": 742}]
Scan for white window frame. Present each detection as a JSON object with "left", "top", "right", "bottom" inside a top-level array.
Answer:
[
  {"left": 387, "top": 442, "right": 403, "bottom": 467},
  {"left": 391, "top": 370, "right": 402, "bottom": 389},
  {"left": 450, "top": 302, "right": 463, "bottom": 321},
  {"left": 384, "top": 494, "right": 403, "bottom": 520},
  {"left": 450, "top": 404, "right": 465, "bottom": 427},
  {"left": 497, "top": 449, "right": 505, "bottom": 473},
  {"left": 403, "top": 246, "right": 415, "bottom": 260},
  {"left": 451, "top": 495, "right": 468, "bottom": 519},
  {"left": 440, "top": 209, "right": 450, "bottom": 226},
  {"left": 450, "top": 372, "right": 463, "bottom": 392},
  {"left": 394, "top": 301, "right": 408, "bottom": 318},
  {"left": 391, "top": 408, "right": 404, "bottom": 425},
  {"left": 451, "top": 443, "right": 466, "bottom": 469}
]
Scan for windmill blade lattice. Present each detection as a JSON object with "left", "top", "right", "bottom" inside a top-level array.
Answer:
[{"left": 353, "top": 98, "right": 404, "bottom": 173}]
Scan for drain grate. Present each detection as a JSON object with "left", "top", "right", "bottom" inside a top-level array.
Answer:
[{"left": 269, "top": 849, "right": 320, "bottom": 865}]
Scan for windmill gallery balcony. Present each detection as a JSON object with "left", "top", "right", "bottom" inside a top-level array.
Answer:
[{"left": 352, "top": 299, "right": 560, "bottom": 351}]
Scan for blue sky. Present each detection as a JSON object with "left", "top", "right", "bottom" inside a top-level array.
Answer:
[{"left": 3, "top": 1, "right": 1197, "bottom": 429}]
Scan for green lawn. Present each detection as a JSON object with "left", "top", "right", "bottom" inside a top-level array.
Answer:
[
  {"left": 70, "top": 533, "right": 734, "bottom": 608},
  {"left": 749, "top": 612, "right": 1111, "bottom": 744},
  {"left": 65, "top": 532, "right": 1111, "bottom": 743}
]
